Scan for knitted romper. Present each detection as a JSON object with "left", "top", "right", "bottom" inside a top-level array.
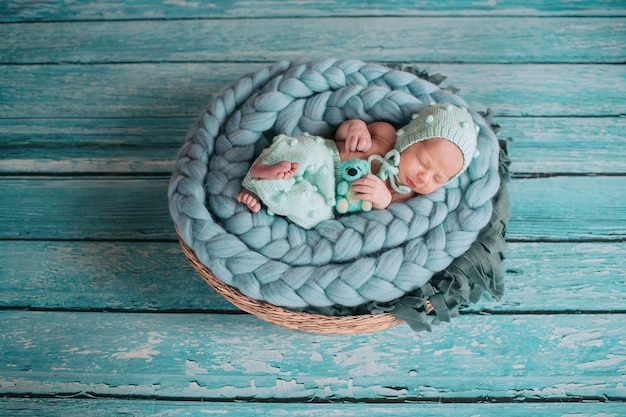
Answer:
[{"left": 241, "top": 133, "right": 342, "bottom": 229}]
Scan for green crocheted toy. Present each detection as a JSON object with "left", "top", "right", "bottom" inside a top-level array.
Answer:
[{"left": 335, "top": 159, "right": 373, "bottom": 214}]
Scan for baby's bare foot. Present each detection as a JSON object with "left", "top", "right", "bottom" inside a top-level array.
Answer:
[
  {"left": 249, "top": 161, "right": 300, "bottom": 179},
  {"left": 237, "top": 189, "right": 262, "bottom": 213}
]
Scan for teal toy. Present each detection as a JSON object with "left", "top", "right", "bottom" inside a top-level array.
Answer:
[{"left": 335, "top": 159, "right": 373, "bottom": 214}]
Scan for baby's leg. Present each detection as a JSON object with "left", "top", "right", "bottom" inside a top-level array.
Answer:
[
  {"left": 237, "top": 189, "right": 262, "bottom": 213},
  {"left": 249, "top": 161, "right": 300, "bottom": 179}
]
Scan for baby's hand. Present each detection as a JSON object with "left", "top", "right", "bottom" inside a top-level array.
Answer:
[
  {"left": 343, "top": 120, "right": 372, "bottom": 153},
  {"left": 350, "top": 174, "right": 392, "bottom": 210}
]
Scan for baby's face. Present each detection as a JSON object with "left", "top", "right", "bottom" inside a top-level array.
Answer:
[{"left": 398, "top": 138, "right": 463, "bottom": 195}]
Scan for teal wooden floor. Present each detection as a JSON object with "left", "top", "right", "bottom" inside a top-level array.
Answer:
[{"left": 1, "top": 1, "right": 625, "bottom": 416}]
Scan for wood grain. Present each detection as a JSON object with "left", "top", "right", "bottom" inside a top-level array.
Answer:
[
  {"left": 3, "top": 18, "right": 623, "bottom": 64},
  {"left": 507, "top": 176, "right": 626, "bottom": 241},
  {"left": 2, "top": 0, "right": 624, "bottom": 22},
  {"left": 1, "top": 241, "right": 624, "bottom": 313},
  {"left": 2, "top": 117, "right": 625, "bottom": 175},
  {"left": 1, "top": 176, "right": 624, "bottom": 241},
  {"left": 1, "top": 398, "right": 624, "bottom": 417},
  {"left": 1, "top": 311, "right": 624, "bottom": 401},
  {"left": 2, "top": 64, "right": 623, "bottom": 118}
]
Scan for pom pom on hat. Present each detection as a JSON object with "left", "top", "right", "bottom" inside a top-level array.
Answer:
[{"left": 395, "top": 103, "right": 479, "bottom": 178}]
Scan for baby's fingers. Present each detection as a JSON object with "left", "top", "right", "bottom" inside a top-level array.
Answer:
[
  {"left": 350, "top": 178, "right": 376, "bottom": 197},
  {"left": 345, "top": 135, "right": 362, "bottom": 153}
]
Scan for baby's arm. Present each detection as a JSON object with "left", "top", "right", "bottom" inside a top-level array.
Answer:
[{"left": 335, "top": 120, "right": 397, "bottom": 153}]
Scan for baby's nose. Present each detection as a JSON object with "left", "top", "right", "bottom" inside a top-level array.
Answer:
[{"left": 417, "top": 171, "right": 431, "bottom": 184}]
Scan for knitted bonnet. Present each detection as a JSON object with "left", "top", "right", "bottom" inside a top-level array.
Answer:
[{"left": 395, "top": 103, "right": 479, "bottom": 179}]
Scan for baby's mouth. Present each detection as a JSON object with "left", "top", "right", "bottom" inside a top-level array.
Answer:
[{"left": 405, "top": 177, "right": 417, "bottom": 190}]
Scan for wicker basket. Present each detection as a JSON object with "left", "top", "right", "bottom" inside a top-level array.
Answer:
[
  {"left": 176, "top": 227, "right": 426, "bottom": 334},
  {"left": 170, "top": 60, "right": 507, "bottom": 334}
]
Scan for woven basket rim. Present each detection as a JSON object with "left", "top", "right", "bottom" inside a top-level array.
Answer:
[{"left": 176, "top": 227, "right": 414, "bottom": 334}]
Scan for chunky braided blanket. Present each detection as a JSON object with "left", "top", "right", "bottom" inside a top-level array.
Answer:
[{"left": 169, "top": 58, "right": 501, "bottom": 311}]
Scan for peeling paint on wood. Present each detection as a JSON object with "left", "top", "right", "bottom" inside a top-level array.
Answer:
[
  {"left": 0, "top": 0, "right": 624, "bottom": 413},
  {"left": 1, "top": 398, "right": 624, "bottom": 416},
  {"left": 1, "top": 312, "right": 625, "bottom": 401}
]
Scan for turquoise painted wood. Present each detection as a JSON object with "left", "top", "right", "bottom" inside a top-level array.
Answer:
[
  {"left": 1, "top": 176, "right": 625, "bottom": 241},
  {"left": 1, "top": 312, "right": 625, "bottom": 401},
  {"left": 2, "top": 117, "right": 625, "bottom": 174},
  {"left": 3, "top": 18, "right": 624, "bottom": 64},
  {"left": 2, "top": 0, "right": 624, "bottom": 21},
  {"left": 1, "top": 241, "right": 624, "bottom": 313},
  {"left": 1, "top": 0, "right": 624, "bottom": 414},
  {"left": 2, "top": 399, "right": 625, "bottom": 417},
  {"left": 2, "top": 64, "right": 625, "bottom": 117}
]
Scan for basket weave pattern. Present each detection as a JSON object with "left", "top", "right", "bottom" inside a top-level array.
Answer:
[{"left": 177, "top": 228, "right": 410, "bottom": 334}]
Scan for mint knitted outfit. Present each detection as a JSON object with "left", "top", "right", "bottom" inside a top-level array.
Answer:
[{"left": 242, "top": 133, "right": 341, "bottom": 229}]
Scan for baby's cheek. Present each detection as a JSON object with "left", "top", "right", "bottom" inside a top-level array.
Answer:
[{"left": 422, "top": 183, "right": 441, "bottom": 195}]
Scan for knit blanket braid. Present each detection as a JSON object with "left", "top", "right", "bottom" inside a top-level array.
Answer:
[{"left": 169, "top": 58, "right": 501, "bottom": 309}]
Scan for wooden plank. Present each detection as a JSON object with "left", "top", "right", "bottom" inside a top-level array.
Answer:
[
  {"left": 1, "top": 398, "right": 624, "bottom": 417},
  {"left": 473, "top": 242, "right": 626, "bottom": 313},
  {"left": 501, "top": 116, "right": 626, "bottom": 174},
  {"left": 1, "top": 241, "right": 624, "bottom": 313},
  {"left": 3, "top": 18, "right": 624, "bottom": 64},
  {"left": 1, "top": 64, "right": 624, "bottom": 119},
  {"left": 0, "top": 63, "right": 226, "bottom": 119},
  {"left": 432, "top": 64, "right": 626, "bottom": 117},
  {"left": 0, "top": 241, "right": 233, "bottom": 312},
  {"left": 507, "top": 176, "right": 626, "bottom": 241},
  {"left": 0, "top": 176, "right": 624, "bottom": 241},
  {"left": 2, "top": 116, "right": 625, "bottom": 175},
  {"left": 0, "top": 311, "right": 624, "bottom": 401},
  {"left": 0, "top": 177, "right": 174, "bottom": 240},
  {"left": 2, "top": 0, "right": 623, "bottom": 22},
  {"left": 0, "top": 117, "right": 190, "bottom": 174}
]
